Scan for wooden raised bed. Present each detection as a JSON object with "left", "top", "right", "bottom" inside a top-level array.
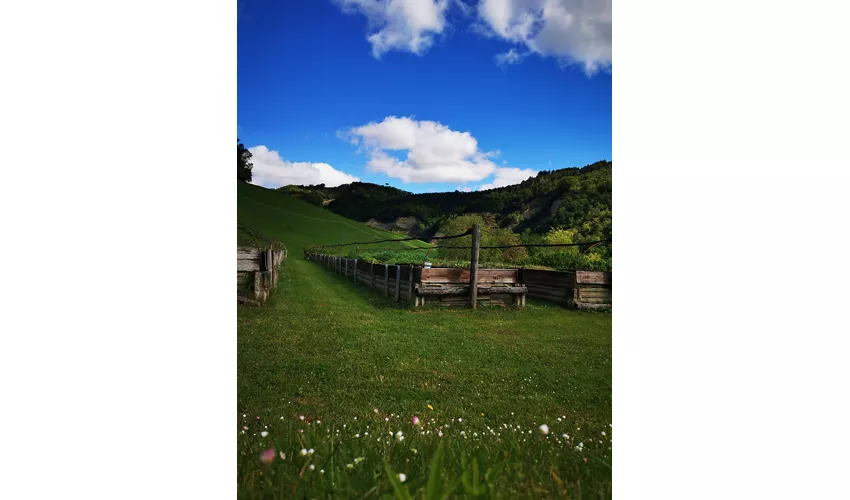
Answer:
[
  {"left": 237, "top": 246, "right": 286, "bottom": 305},
  {"left": 522, "top": 269, "right": 611, "bottom": 309},
  {"left": 413, "top": 267, "right": 527, "bottom": 307}
]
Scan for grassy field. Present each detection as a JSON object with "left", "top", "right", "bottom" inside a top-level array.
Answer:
[{"left": 237, "top": 183, "right": 612, "bottom": 498}]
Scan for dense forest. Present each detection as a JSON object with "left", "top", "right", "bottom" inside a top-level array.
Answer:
[{"left": 279, "top": 160, "right": 612, "bottom": 270}]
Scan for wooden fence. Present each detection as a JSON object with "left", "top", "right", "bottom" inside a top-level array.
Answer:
[
  {"left": 237, "top": 247, "right": 287, "bottom": 305},
  {"left": 305, "top": 252, "right": 526, "bottom": 307},
  {"left": 521, "top": 269, "right": 612, "bottom": 309},
  {"left": 305, "top": 252, "right": 611, "bottom": 309}
]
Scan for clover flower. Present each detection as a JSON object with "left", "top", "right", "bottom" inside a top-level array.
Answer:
[{"left": 259, "top": 448, "right": 275, "bottom": 465}]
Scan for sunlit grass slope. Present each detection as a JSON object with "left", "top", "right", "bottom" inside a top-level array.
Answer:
[{"left": 237, "top": 181, "right": 428, "bottom": 253}]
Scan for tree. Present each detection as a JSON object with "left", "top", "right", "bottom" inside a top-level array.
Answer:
[{"left": 238, "top": 139, "right": 253, "bottom": 182}]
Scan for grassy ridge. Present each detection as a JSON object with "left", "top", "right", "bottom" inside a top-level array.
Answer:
[{"left": 238, "top": 182, "right": 428, "bottom": 253}]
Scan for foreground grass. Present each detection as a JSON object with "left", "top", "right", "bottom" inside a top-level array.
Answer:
[{"left": 238, "top": 258, "right": 612, "bottom": 498}]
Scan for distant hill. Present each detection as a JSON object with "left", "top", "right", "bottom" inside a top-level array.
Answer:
[{"left": 277, "top": 160, "right": 612, "bottom": 245}]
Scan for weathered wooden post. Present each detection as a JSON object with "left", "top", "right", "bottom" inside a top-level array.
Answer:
[
  {"left": 395, "top": 265, "right": 401, "bottom": 302},
  {"left": 469, "top": 223, "right": 481, "bottom": 309},
  {"left": 344, "top": 258, "right": 348, "bottom": 278},
  {"left": 384, "top": 264, "right": 389, "bottom": 297},
  {"left": 408, "top": 266, "right": 415, "bottom": 305},
  {"left": 353, "top": 259, "right": 358, "bottom": 282},
  {"left": 370, "top": 262, "right": 375, "bottom": 289}
]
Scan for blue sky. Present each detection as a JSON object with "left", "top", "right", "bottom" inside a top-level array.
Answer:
[{"left": 238, "top": 0, "right": 611, "bottom": 194}]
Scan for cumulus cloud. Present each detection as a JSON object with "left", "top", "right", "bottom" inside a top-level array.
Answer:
[
  {"left": 479, "top": 167, "right": 538, "bottom": 190},
  {"left": 477, "top": 0, "right": 611, "bottom": 74},
  {"left": 334, "top": 0, "right": 450, "bottom": 58},
  {"left": 248, "top": 145, "right": 360, "bottom": 188},
  {"left": 343, "top": 116, "right": 499, "bottom": 183},
  {"left": 456, "top": 186, "right": 473, "bottom": 192}
]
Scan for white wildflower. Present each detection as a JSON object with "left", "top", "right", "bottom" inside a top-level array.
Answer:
[
  {"left": 260, "top": 431, "right": 269, "bottom": 438},
  {"left": 355, "top": 433, "right": 360, "bottom": 438},
  {"left": 399, "top": 473, "right": 407, "bottom": 483},
  {"left": 308, "top": 448, "right": 314, "bottom": 455},
  {"left": 299, "top": 415, "right": 305, "bottom": 421},
  {"left": 347, "top": 463, "right": 354, "bottom": 469},
  {"left": 300, "top": 449, "right": 307, "bottom": 456},
  {"left": 279, "top": 451, "right": 286, "bottom": 460},
  {"left": 309, "top": 464, "right": 315, "bottom": 471},
  {"left": 539, "top": 424, "right": 550, "bottom": 435}
]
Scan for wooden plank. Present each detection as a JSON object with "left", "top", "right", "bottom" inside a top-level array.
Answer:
[
  {"left": 575, "top": 271, "right": 611, "bottom": 285},
  {"left": 353, "top": 259, "right": 358, "bottom": 281},
  {"left": 408, "top": 266, "right": 415, "bottom": 302},
  {"left": 577, "top": 288, "right": 612, "bottom": 299},
  {"left": 526, "top": 285, "right": 568, "bottom": 294},
  {"left": 527, "top": 290, "right": 568, "bottom": 301},
  {"left": 395, "top": 265, "right": 401, "bottom": 302},
  {"left": 419, "top": 268, "right": 518, "bottom": 284},
  {"left": 575, "top": 301, "right": 612, "bottom": 310},
  {"left": 370, "top": 263, "right": 375, "bottom": 288},
  {"left": 415, "top": 284, "right": 528, "bottom": 296},
  {"left": 521, "top": 269, "right": 570, "bottom": 284},
  {"left": 237, "top": 259, "right": 260, "bottom": 271},
  {"left": 237, "top": 248, "right": 261, "bottom": 260},
  {"left": 384, "top": 264, "right": 389, "bottom": 297}
]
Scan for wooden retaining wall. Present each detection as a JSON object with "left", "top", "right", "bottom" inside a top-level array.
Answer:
[
  {"left": 521, "top": 269, "right": 612, "bottom": 309},
  {"left": 304, "top": 252, "right": 610, "bottom": 309},
  {"left": 237, "top": 246, "right": 287, "bottom": 305},
  {"left": 305, "top": 252, "right": 525, "bottom": 308}
]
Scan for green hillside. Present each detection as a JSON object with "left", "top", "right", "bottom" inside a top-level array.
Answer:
[
  {"left": 237, "top": 181, "right": 428, "bottom": 254},
  {"left": 277, "top": 160, "right": 612, "bottom": 244}
]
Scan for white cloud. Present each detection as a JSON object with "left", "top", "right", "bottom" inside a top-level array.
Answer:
[
  {"left": 479, "top": 167, "right": 538, "bottom": 190},
  {"left": 343, "top": 116, "right": 499, "bottom": 183},
  {"left": 456, "top": 186, "right": 473, "bottom": 192},
  {"left": 248, "top": 145, "right": 360, "bottom": 188},
  {"left": 334, "top": 0, "right": 450, "bottom": 58},
  {"left": 494, "top": 48, "right": 526, "bottom": 67},
  {"left": 477, "top": 0, "right": 611, "bottom": 74}
]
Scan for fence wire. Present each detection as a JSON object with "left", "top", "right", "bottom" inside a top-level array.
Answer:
[
  {"left": 238, "top": 219, "right": 286, "bottom": 251},
  {"left": 306, "top": 225, "right": 611, "bottom": 269}
]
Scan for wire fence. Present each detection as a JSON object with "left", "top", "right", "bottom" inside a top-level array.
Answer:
[
  {"left": 238, "top": 218, "right": 286, "bottom": 252},
  {"left": 306, "top": 226, "right": 611, "bottom": 271}
]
